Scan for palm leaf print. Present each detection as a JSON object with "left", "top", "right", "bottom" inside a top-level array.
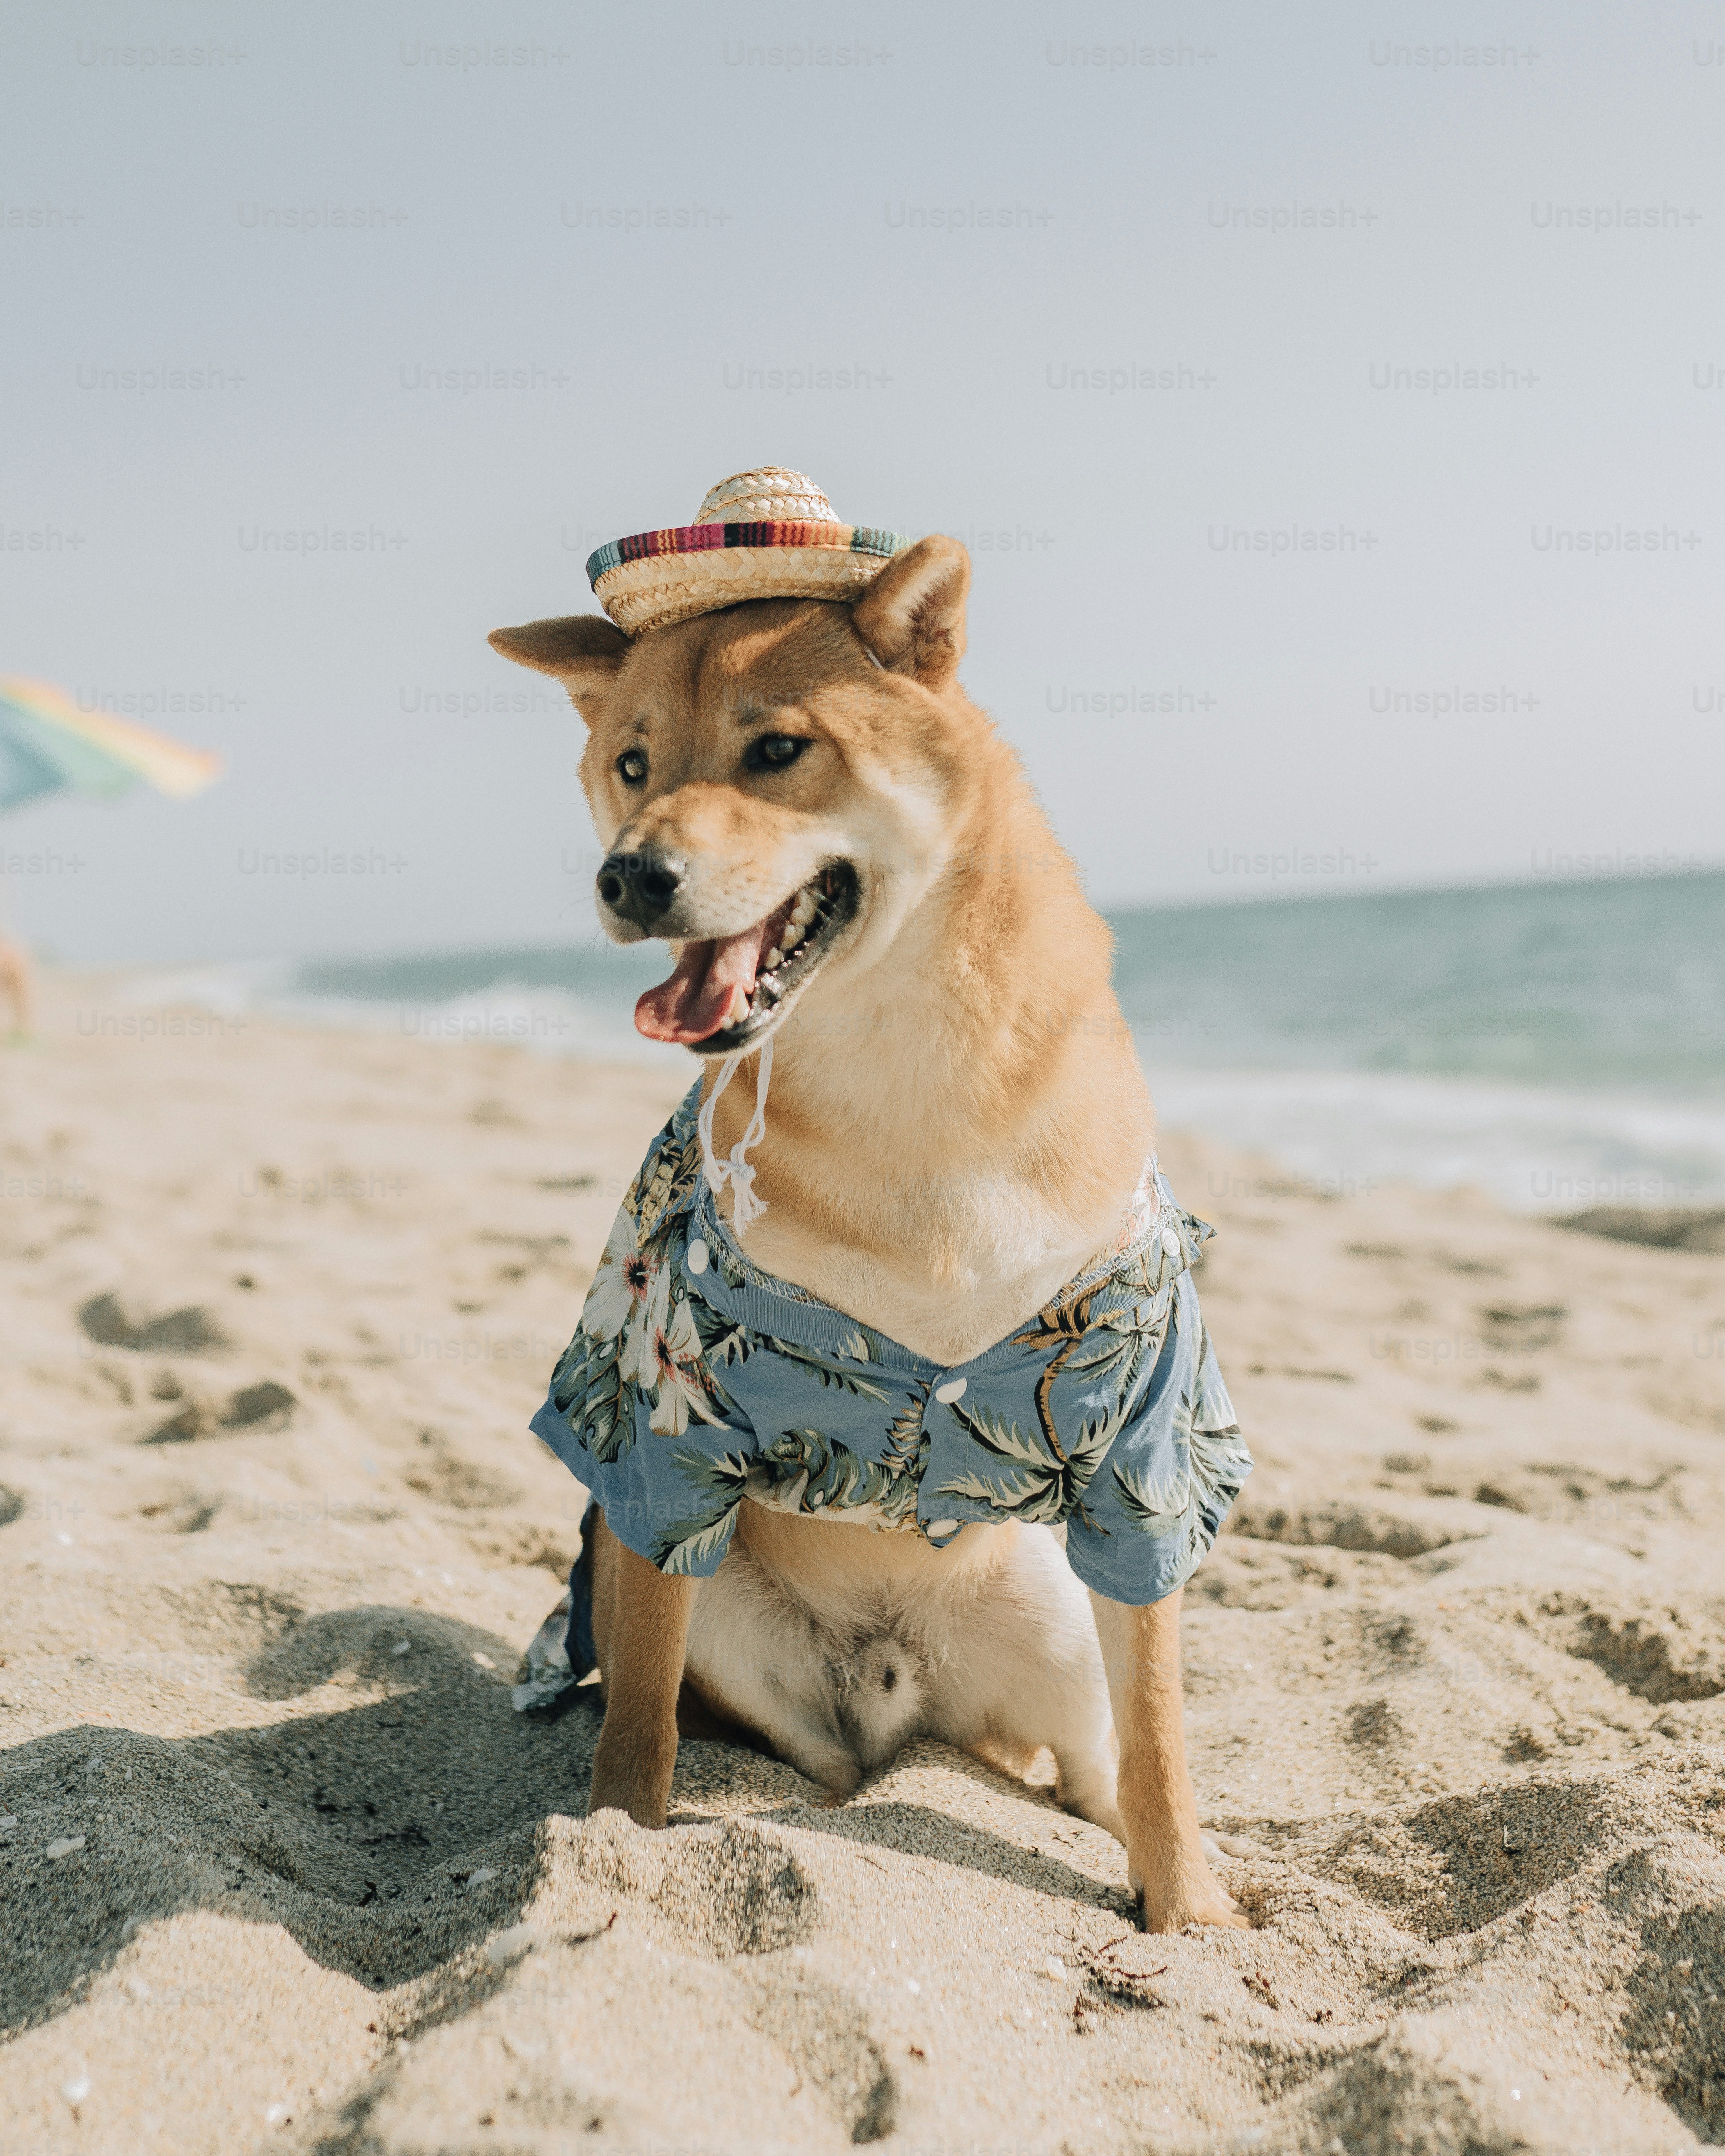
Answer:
[
  {"left": 881, "top": 1379, "right": 931, "bottom": 1484},
  {"left": 1190, "top": 1413, "right": 1252, "bottom": 1515},
  {"left": 948, "top": 1283, "right": 1165, "bottom": 1530},
  {"left": 1111, "top": 1457, "right": 1191, "bottom": 1538},
  {"left": 684, "top": 1294, "right": 892, "bottom": 1406},
  {"left": 687, "top": 1294, "right": 752, "bottom": 1371},
  {"left": 761, "top": 1333, "right": 893, "bottom": 1403},
  {"left": 651, "top": 1447, "right": 753, "bottom": 1571},
  {"left": 752, "top": 1428, "right": 920, "bottom": 1521},
  {"left": 934, "top": 1398, "right": 1110, "bottom": 1529},
  {"left": 632, "top": 1121, "right": 704, "bottom": 1240},
  {"left": 1064, "top": 1299, "right": 1168, "bottom": 1388},
  {"left": 620, "top": 1111, "right": 679, "bottom": 1226},
  {"left": 551, "top": 1328, "right": 636, "bottom": 1465},
  {"left": 1008, "top": 1289, "right": 1096, "bottom": 1468}
]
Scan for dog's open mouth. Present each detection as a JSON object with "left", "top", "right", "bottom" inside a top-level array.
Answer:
[{"left": 634, "top": 863, "right": 861, "bottom": 1054}]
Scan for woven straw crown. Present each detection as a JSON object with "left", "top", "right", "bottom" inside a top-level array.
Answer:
[{"left": 587, "top": 467, "right": 909, "bottom": 637}]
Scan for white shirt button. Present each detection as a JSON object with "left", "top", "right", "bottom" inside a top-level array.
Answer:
[
  {"left": 933, "top": 1377, "right": 967, "bottom": 1404},
  {"left": 928, "top": 1519, "right": 959, "bottom": 1538},
  {"left": 686, "top": 1238, "right": 709, "bottom": 1274},
  {"left": 1160, "top": 1227, "right": 1181, "bottom": 1258}
]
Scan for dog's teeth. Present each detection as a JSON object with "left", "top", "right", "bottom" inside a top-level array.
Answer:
[
  {"left": 758, "top": 975, "right": 783, "bottom": 1003},
  {"left": 778, "top": 921, "right": 804, "bottom": 953},
  {"left": 791, "top": 889, "right": 818, "bottom": 927}
]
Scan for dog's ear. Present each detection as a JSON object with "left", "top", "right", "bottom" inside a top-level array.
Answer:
[
  {"left": 488, "top": 615, "right": 628, "bottom": 724},
  {"left": 850, "top": 535, "right": 969, "bottom": 689}
]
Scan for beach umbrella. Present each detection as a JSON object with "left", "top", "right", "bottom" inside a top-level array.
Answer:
[{"left": 0, "top": 675, "right": 221, "bottom": 809}]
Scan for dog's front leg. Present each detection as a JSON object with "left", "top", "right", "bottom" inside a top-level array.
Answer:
[
  {"left": 588, "top": 1522, "right": 695, "bottom": 1829},
  {"left": 1089, "top": 1586, "right": 1246, "bottom": 1932}
]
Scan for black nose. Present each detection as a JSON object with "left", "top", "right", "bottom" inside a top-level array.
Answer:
[{"left": 597, "top": 849, "right": 686, "bottom": 925}]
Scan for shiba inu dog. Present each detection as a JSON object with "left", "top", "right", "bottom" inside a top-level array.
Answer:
[{"left": 492, "top": 520, "right": 1247, "bottom": 1932}]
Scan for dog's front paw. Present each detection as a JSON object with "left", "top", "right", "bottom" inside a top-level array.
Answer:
[
  {"left": 588, "top": 1743, "right": 674, "bottom": 1830},
  {"left": 1131, "top": 1853, "right": 1250, "bottom": 1933}
]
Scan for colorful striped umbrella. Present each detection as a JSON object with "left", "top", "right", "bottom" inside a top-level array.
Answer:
[{"left": 0, "top": 675, "right": 221, "bottom": 810}]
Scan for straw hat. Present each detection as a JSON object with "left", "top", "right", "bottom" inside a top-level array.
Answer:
[{"left": 586, "top": 468, "right": 909, "bottom": 636}]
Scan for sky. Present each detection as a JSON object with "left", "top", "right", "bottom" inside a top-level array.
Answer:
[{"left": 2, "top": 0, "right": 1721, "bottom": 966}]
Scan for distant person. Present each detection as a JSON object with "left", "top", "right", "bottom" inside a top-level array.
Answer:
[{"left": 0, "top": 937, "right": 33, "bottom": 1039}]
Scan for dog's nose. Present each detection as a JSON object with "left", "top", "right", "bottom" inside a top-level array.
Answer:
[{"left": 597, "top": 849, "right": 686, "bottom": 925}]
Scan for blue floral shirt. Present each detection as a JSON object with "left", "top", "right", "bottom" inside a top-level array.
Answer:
[{"left": 530, "top": 1084, "right": 1252, "bottom": 1605}]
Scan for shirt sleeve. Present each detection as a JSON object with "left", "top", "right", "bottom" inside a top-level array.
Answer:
[
  {"left": 1061, "top": 1272, "right": 1252, "bottom": 1605},
  {"left": 531, "top": 1188, "right": 764, "bottom": 1579}
]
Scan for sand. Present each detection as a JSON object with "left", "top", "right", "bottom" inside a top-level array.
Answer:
[{"left": 3, "top": 974, "right": 1725, "bottom": 2156}]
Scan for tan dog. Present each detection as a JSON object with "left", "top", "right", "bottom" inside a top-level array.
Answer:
[{"left": 492, "top": 535, "right": 1242, "bottom": 1931}]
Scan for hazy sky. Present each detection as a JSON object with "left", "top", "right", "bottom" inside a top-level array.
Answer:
[{"left": 3, "top": 1, "right": 1721, "bottom": 965}]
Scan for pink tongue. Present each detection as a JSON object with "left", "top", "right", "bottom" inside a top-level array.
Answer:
[{"left": 635, "top": 919, "right": 778, "bottom": 1044}]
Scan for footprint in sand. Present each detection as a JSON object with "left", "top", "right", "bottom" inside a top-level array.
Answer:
[
  {"left": 78, "top": 1293, "right": 230, "bottom": 1356},
  {"left": 142, "top": 1381, "right": 296, "bottom": 1445}
]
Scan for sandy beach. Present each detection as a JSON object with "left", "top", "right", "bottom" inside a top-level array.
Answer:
[{"left": 4, "top": 974, "right": 1725, "bottom": 2156}]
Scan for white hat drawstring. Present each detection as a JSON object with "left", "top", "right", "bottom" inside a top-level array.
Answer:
[{"left": 697, "top": 1037, "right": 774, "bottom": 1236}]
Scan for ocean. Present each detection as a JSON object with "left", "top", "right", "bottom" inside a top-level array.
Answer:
[{"left": 126, "top": 872, "right": 1725, "bottom": 1215}]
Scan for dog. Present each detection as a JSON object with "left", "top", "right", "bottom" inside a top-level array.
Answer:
[{"left": 491, "top": 529, "right": 1247, "bottom": 1931}]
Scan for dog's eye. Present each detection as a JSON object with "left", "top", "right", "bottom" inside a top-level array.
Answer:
[
  {"left": 616, "top": 748, "right": 649, "bottom": 786},
  {"left": 747, "top": 733, "right": 810, "bottom": 772}
]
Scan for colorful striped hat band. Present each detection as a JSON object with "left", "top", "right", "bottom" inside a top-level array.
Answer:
[{"left": 586, "top": 467, "right": 911, "bottom": 636}]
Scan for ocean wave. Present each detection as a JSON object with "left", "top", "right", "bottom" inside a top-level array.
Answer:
[
  {"left": 1148, "top": 1064, "right": 1725, "bottom": 1212},
  {"left": 111, "top": 872, "right": 1725, "bottom": 1213}
]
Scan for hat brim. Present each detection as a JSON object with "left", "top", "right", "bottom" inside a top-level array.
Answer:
[{"left": 588, "top": 521, "right": 909, "bottom": 637}]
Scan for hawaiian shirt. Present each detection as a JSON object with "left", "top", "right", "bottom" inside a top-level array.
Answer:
[{"left": 529, "top": 1083, "right": 1252, "bottom": 1606}]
